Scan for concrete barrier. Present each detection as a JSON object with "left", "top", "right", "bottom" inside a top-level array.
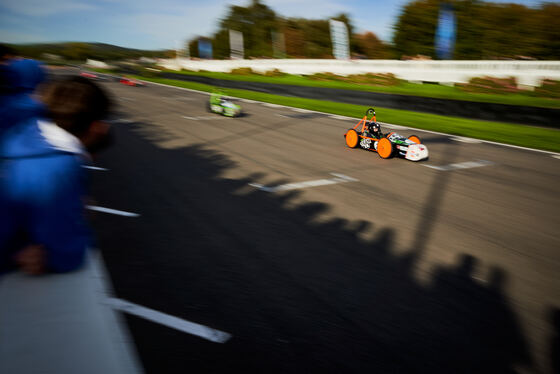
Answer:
[{"left": 158, "top": 58, "right": 560, "bottom": 88}]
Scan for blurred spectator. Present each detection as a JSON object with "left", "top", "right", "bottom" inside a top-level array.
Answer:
[
  {"left": 0, "top": 58, "right": 46, "bottom": 136},
  {"left": 0, "top": 76, "right": 112, "bottom": 274}
]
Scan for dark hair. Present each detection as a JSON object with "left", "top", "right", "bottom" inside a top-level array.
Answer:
[
  {"left": 0, "top": 44, "right": 16, "bottom": 61},
  {"left": 41, "top": 76, "right": 111, "bottom": 136}
]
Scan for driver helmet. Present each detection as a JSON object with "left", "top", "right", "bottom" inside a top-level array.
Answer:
[{"left": 369, "top": 121, "right": 381, "bottom": 134}]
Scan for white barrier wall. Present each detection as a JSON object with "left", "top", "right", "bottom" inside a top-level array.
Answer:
[{"left": 158, "top": 58, "right": 560, "bottom": 88}]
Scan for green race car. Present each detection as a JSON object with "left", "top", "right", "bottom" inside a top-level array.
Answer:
[{"left": 208, "top": 93, "right": 242, "bottom": 117}]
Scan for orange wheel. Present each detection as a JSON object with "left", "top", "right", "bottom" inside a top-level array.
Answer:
[
  {"left": 408, "top": 135, "right": 421, "bottom": 144},
  {"left": 345, "top": 129, "right": 359, "bottom": 148},
  {"left": 377, "top": 137, "right": 393, "bottom": 159}
]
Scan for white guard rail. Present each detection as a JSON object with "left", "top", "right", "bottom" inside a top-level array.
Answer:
[{"left": 158, "top": 58, "right": 560, "bottom": 88}]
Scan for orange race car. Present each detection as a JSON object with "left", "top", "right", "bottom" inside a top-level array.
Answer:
[{"left": 344, "top": 108, "right": 429, "bottom": 161}]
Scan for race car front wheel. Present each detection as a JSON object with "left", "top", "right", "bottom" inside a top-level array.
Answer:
[
  {"left": 345, "top": 129, "right": 359, "bottom": 148},
  {"left": 377, "top": 137, "right": 393, "bottom": 159}
]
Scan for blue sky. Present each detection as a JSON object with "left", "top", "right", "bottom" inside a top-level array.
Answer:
[{"left": 0, "top": 0, "right": 544, "bottom": 50}]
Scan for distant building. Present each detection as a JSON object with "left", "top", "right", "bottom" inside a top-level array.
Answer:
[{"left": 85, "top": 59, "right": 110, "bottom": 69}]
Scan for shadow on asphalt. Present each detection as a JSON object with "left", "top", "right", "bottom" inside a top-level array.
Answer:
[
  {"left": 91, "top": 120, "right": 534, "bottom": 374},
  {"left": 551, "top": 308, "right": 560, "bottom": 374}
]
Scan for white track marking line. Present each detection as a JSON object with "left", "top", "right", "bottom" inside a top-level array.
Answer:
[
  {"left": 86, "top": 205, "right": 140, "bottom": 217},
  {"left": 552, "top": 155, "right": 560, "bottom": 160},
  {"left": 329, "top": 114, "right": 354, "bottom": 121},
  {"left": 249, "top": 173, "right": 358, "bottom": 193},
  {"left": 169, "top": 96, "right": 195, "bottom": 101},
  {"left": 89, "top": 251, "right": 145, "bottom": 373},
  {"left": 105, "top": 298, "right": 232, "bottom": 343},
  {"left": 240, "top": 99, "right": 257, "bottom": 103},
  {"left": 181, "top": 115, "right": 221, "bottom": 121},
  {"left": 451, "top": 136, "right": 483, "bottom": 143},
  {"left": 292, "top": 108, "right": 313, "bottom": 113},
  {"left": 423, "top": 160, "right": 494, "bottom": 171},
  {"left": 137, "top": 79, "right": 560, "bottom": 157},
  {"left": 382, "top": 123, "right": 409, "bottom": 130},
  {"left": 330, "top": 173, "right": 359, "bottom": 182},
  {"left": 262, "top": 103, "right": 283, "bottom": 108},
  {"left": 82, "top": 165, "right": 109, "bottom": 171},
  {"left": 110, "top": 118, "right": 134, "bottom": 124}
]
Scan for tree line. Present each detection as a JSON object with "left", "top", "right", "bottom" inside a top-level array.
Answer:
[
  {"left": 190, "top": 0, "right": 559, "bottom": 60},
  {"left": 7, "top": 0, "right": 559, "bottom": 61},
  {"left": 394, "top": 0, "right": 560, "bottom": 60},
  {"left": 189, "top": 0, "right": 392, "bottom": 60},
  {"left": 7, "top": 42, "right": 174, "bottom": 62}
]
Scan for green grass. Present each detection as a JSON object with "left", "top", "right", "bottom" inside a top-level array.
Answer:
[
  {"left": 136, "top": 76, "right": 560, "bottom": 153},
  {"left": 87, "top": 67, "right": 117, "bottom": 74},
  {"left": 163, "top": 69, "right": 560, "bottom": 109}
]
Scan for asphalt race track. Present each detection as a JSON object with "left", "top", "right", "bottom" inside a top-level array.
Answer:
[
  {"left": 160, "top": 71, "right": 560, "bottom": 128},
  {"left": 89, "top": 79, "right": 560, "bottom": 374}
]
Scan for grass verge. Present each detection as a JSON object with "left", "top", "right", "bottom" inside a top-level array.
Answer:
[
  {"left": 136, "top": 76, "right": 560, "bottom": 153},
  {"left": 164, "top": 69, "right": 560, "bottom": 109}
]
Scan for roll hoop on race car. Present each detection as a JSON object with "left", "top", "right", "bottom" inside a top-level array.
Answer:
[{"left": 344, "top": 108, "right": 429, "bottom": 161}]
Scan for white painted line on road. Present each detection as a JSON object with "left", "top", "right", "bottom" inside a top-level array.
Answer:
[
  {"left": 330, "top": 173, "right": 359, "bottom": 182},
  {"left": 249, "top": 173, "right": 358, "bottom": 193},
  {"left": 169, "top": 96, "right": 195, "bottom": 101},
  {"left": 329, "top": 115, "right": 354, "bottom": 121},
  {"left": 382, "top": 123, "right": 409, "bottom": 130},
  {"left": 552, "top": 155, "right": 560, "bottom": 160},
  {"left": 262, "top": 103, "right": 283, "bottom": 108},
  {"left": 89, "top": 251, "right": 145, "bottom": 373},
  {"left": 240, "top": 99, "right": 258, "bottom": 103},
  {"left": 451, "top": 136, "right": 483, "bottom": 144},
  {"left": 292, "top": 108, "right": 313, "bottom": 113},
  {"left": 86, "top": 205, "right": 140, "bottom": 217},
  {"left": 82, "top": 165, "right": 109, "bottom": 171},
  {"left": 110, "top": 118, "right": 134, "bottom": 124},
  {"left": 106, "top": 298, "right": 232, "bottom": 343},
  {"left": 423, "top": 160, "right": 494, "bottom": 171},
  {"left": 137, "top": 79, "right": 560, "bottom": 157},
  {"left": 181, "top": 115, "right": 220, "bottom": 121}
]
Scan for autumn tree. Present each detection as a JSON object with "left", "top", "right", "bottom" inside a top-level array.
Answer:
[
  {"left": 393, "top": 0, "right": 560, "bottom": 60},
  {"left": 354, "top": 32, "right": 393, "bottom": 59},
  {"left": 216, "top": 0, "right": 278, "bottom": 58}
]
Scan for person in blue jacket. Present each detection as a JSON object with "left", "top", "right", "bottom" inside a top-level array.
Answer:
[
  {"left": 0, "top": 58, "right": 46, "bottom": 136},
  {"left": 0, "top": 76, "right": 112, "bottom": 274}
]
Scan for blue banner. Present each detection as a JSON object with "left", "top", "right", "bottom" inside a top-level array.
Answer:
[
  {"left": 435, "top": 3, "right": 456, "bottom": 60},
  {"left": 198, "top": 38, "right": 213, "bottom": 59}
]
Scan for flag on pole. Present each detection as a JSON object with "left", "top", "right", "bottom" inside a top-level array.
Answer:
[
  {"left": 229, "top": 30, "right": 244, "bottom": 59},
  {"left": 329, "top": 20, "right": 350, "bottom": 60},
  {"left": 435, "top": 3, "right": 456, "bottom": 60}
]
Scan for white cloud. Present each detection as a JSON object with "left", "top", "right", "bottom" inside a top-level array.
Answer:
[{"left": 1, "top": 0, "right": 96, "bottom": 17}]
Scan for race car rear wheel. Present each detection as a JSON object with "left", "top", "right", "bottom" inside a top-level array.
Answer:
[
  {"left": 345, "top": 129, "right": 360, "bottom": 148},
  {"left": 377, "top": 137, "right": 393, "bottom": 159},
  {"left": 408, "top": 135, "right": 421, "bottom": 144}
]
